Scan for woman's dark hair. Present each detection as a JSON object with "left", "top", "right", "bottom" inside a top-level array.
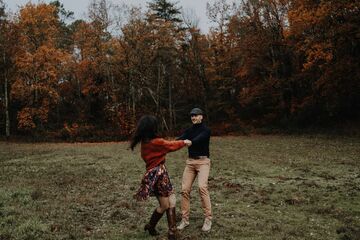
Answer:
[{"left": 130, "top": 115, "right": 158, "bottom": 150}]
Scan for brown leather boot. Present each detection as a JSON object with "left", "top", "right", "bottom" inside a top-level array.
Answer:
[
  {"left": 166, "top": 207, "right": 177, "bottom": 240},
  {"left": 144, "top": 208, "right": 164, "bottom": 236}
]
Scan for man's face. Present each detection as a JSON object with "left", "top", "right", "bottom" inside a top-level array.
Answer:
[{"left": 191, "top": 114, "right": 203, "bottom": 124}]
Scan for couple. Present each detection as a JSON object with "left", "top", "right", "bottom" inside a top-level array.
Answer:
[{"left": 130, "top": 108, "right": 212, "bottom": 239}]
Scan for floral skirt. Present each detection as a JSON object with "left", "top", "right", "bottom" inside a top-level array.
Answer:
[{"left": 134, "top": 164, "right": 174, "bottom": 201}]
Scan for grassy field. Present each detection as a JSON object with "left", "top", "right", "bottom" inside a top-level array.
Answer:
[{"left": 0, "top": 135, "right": 359, "bottom": 240}]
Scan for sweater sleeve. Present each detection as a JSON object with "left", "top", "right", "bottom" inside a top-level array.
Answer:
[
  {"left": 159, "top": 139, "right": 186, "bottom": 152},
  {"left": 176, "top": 129, "right": 188, "bottom": 140}
]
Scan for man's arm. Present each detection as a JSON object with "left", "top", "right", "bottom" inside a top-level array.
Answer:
[{"left": 176, "top": 129, "right": 189, "bottom": 140}]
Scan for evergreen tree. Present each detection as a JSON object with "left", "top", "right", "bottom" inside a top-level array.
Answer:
[{"left": 147, "top": 0, "right": 182, "bottom": 23}]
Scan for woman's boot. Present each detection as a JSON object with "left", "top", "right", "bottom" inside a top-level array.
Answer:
[
  {"left": 166, "top": 207, "right": 177, "bottom": 240},
  {"left": 144, "top": 208, "right": 164, "bottom": 236}
]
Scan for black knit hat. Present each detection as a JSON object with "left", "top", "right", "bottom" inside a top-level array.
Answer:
[{"left": 190, "top": 108, "right": 204, "bottom": 115}]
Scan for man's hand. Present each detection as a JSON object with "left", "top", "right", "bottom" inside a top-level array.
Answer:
[{"left": 184, "top": 139, "right": 192, "bottom": 146}]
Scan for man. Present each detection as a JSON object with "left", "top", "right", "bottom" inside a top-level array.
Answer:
[{"left": 177, "top": 107, "right": 212, "bottom": 232}]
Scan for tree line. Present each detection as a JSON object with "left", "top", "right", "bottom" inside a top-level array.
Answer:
[{"left": 0, "top": 0, "right": 359, "bottom": 140}]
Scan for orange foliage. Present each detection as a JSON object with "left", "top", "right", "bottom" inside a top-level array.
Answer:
[
  {"left": 2, "top": 0, "right": 359, "bottom": 139},
  {"left": 17, "top": 108, "right": 36, "bottom": 130},
  {"left": 17, "top": 3, "right": 59, "bottom": 49},
  {"left": 12, "top": 2, "right": 71, "bottom": 130}
]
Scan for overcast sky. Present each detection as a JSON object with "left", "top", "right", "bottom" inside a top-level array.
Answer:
[{"left": 4, "top": 0, "right": 229, "bottom": 33}]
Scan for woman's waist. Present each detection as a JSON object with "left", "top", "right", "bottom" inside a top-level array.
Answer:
[{"left": 145, "top": 158, "right": 166, "bottom": 171}]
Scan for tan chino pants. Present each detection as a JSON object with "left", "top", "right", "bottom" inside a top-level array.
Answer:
[{"left": 180, "top": 158, "right": 212, "bottom": 221}]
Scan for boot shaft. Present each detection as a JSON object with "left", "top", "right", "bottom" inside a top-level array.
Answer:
[
  {"left": 145, "top": 208, "right": 164, "bottom": 236},
  {"left": 166, "top": 207, "right": 177, "bottom": 240}
]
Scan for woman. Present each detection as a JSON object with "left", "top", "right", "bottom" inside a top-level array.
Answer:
[{"left": 130, "top": 115, "right": 191, "bottom": 240}]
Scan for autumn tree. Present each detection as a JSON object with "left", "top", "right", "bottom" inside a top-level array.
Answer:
[
  {"left": 11, "top": 3, "right": 71, "bottom": 135},
  {"left": 118, "top": 9, "right": 153, "bottom": 120},
  {"left": 178, "top": 26, "right": 212, "bottom": 124},
  {"left": 288, "top": 0, "right": 360, "bottom": 124},
  {"left": 62, "top": 0, "right": 136, "bottom": 139},
  {"left": 2, "top": 0, "right": 359, "bottom": 139},
  {"left": 0, "top": 0, "right": 13, "bottom": 138},
  {"left": 231, "top": 0, "right": 292, "bottom": 126},
  {"left": 206, "top": 0, "right": 239, "bottom": 123},
  {"left": 67, "top": 0, "right": 113, "bottom": 133},
  {"left": 108, "top": 0, "right": 183, "bottom": 131}
]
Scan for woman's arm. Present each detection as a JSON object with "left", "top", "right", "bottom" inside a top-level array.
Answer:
[{"left": 160, "top": 139, "right": 186, "bottom": 152}]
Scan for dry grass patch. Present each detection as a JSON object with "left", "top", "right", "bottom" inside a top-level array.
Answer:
[{"left": 0, "top": 135, "right": 359, "bottom": 239}]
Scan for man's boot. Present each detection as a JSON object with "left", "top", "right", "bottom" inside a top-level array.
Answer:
[
  {"left": 177, "top": 219, "right": 189, "bottom": 230},
  {"left": 201, "top": 218, "right": 212, "bottom": 232},
  {"left": 166, "top": 207, "right": 177, "bottom": 240},
  {"left": 144, "top": 208, "right": 164, "bottom": 236}
]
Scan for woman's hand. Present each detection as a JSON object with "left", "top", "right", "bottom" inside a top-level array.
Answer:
[{"left": 184, "top": 139, "right": 192, "bottom": 146}]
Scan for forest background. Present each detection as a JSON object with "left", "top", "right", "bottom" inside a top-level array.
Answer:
[{"left": 0, "top": 0, "right": 359, "bottom": 141}]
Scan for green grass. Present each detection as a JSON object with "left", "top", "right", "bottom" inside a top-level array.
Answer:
[{"left": 0, "top": 135, "right": 359, "bottom": 239}]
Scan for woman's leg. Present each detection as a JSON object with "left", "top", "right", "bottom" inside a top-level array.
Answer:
[
  {"left": 166, "top": 206, "right": 177, "bottom": 240},
  {"left": 169, "top": 193, "right": 176, "bottom": 208},
  {"left": 159, "top": 196, "right": 177, "bottom": 239},
  {"left": 162, "top": 195, "right": 177, "bottom": 240},
  {"left": 144, "top": 208, "right": 164, "bottom": 236},
  {"left": 157, "top": 196, "right": 170, "bottom": 213},
  {"left": 144, "top": 196, "right": 169, "bottom": 236}
]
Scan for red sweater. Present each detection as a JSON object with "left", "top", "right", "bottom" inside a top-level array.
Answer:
[{"left": 141, "top": 138, "right": 186, "bottom": 171}]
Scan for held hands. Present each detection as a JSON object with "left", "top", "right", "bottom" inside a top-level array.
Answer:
[{"left": 184, "top": 139, "right": 192, "bottom": 147}]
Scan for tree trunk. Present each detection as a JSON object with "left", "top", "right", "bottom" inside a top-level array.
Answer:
[
  {"left": 156, "top": 62, "right": 161, "bottom": 115},
  {"left": 4, "top": 73, "right": 10, "bottom": 139},
  {"left": 129, "top": 71, "right": 136, "bottom": 121},
  {"left": 3, "top": 51, "right": 10, "bottom": 139},
  {"left": 77, "top": 78, "right": 81, "bottom": 98},
  {"left": 168, "top": 67, "right": 173, "bottom": 132}
]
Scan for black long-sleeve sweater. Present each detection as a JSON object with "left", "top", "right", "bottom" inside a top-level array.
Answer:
[{"left": 177, "top": 123, "right": 211, "bottom": 158}]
